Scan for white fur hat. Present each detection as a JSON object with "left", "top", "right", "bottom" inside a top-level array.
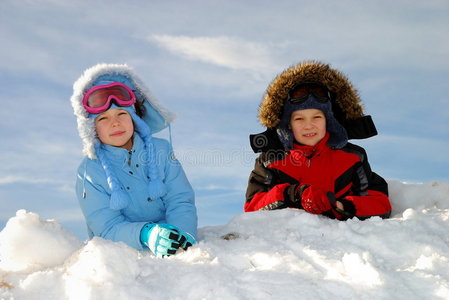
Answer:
[{"left": 70, "top": 63, "right": 175, "bottom": 159}]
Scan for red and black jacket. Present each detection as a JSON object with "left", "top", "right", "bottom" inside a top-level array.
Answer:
[{"left": 245, "top": 134, "right": 392, "bottom": 220}]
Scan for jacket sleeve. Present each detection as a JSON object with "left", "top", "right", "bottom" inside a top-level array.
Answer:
[
  {"left": 76, "top": 160, "right": 147, "bottom": 250},
  {"left": 340, "top": 146, "right": 392, "bottom": 220},
  {"left": 159, "top": 141, "right": 198, "bottom": 239},
  {"left": 245, "top": 152, "right": 292, "bottom": 212}
]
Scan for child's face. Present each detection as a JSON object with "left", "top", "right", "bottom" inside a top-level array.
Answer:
[
  {"left": 290, "top": 109, "right": 326, "bottom": 146},
  {"left": 95, "top": 108, "right": 134, "bottom": 150}
]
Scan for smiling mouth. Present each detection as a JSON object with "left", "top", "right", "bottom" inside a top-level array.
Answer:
[
  {"left": 303, "top": 133, "right": 317, "bottom": 137},
  {"left": 110, "top": 131, "right": 125, "bottom": 137}
]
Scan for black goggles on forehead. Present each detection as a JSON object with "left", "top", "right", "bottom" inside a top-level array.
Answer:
[{"left": 287, "top": 82, "right": 331, "bottom": 104}]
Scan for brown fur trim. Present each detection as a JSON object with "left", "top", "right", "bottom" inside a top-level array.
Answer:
[{"left": 259, "top": 61, "right": 364, "bottom": 128}]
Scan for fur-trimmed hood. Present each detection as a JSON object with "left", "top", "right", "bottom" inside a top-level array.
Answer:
[
  {"left": 250, "top": 61, "right": 377, "bottom": 153},
  {"left": 71, "top": 63, "right": 175, "bottom": 159},
  {"left": 259, "top": 60, "right": 364, "bottom": 128}
]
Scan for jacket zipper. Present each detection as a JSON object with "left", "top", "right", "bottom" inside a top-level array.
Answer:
[{"left": 306, "top": 149, "right": 316, "bottom": 168}]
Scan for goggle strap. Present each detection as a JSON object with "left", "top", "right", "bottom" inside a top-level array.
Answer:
[{"left": 289, "top": 93, "right": 330, "bottom": 105}]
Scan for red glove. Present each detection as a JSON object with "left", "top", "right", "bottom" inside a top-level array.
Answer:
[{"left": 300, "top": 186, "right": 332, "bottom": 214}]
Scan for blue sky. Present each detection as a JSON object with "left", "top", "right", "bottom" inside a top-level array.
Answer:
[{"left": 1, "top": 0, "right": 448, "bottom": 239}]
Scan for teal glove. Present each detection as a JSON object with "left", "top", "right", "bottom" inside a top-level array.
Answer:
[
  {"left": 140, "top": 223, "right": 184, "bottom": 258},
  {"left": 178, "top": 229, "right": 197, "bottom": 250}
]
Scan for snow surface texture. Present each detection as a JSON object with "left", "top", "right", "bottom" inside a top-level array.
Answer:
[{"left": 1, "top": 180, "right": 449, "bottom": 300}]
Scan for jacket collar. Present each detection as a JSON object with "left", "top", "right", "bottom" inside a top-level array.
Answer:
[
  {"left": 292, "top": 132, "right": 330, "bottom": 157},
  {"left": 99, "top": 133, "right": 144, "bottom": 162}
]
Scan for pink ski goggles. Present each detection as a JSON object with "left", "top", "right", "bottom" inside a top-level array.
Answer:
[{"left": 82, "top": 82, "right": 136, "bottom": 114}]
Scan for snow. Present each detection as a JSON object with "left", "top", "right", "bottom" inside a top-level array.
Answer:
[{"left": 1, "top": 180, "right": 449, "bottom": 299}]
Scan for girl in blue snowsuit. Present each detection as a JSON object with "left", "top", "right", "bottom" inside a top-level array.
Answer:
[{"left": 71, "top": 64, "right": 197, "bottom": 258}]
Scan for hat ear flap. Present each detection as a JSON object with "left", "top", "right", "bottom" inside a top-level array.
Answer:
[
  {"left": 331, "top": 98, "right": 346, "bottom": 124},
  {"left": 276, "top": 126, "right": 294, "bottom": 150},
  {"left": 95, "top": 143, "right": 131, "bottom": 210},
  {"left": 129, "top": 111, "right": 168, "bottom": 199},
  {"left": 325, "top": 114, "right": 348, "bottom": 149}
]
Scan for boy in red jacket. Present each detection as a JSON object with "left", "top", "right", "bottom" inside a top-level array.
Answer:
[{"left": 245, "top": 61, "right": 392, "bottom": 220}]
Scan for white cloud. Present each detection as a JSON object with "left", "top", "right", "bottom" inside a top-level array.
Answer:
[
  {"left": 0, "top": 175, "right": 66, "bottom": 186},
  {"left": 151, "top": 35, "right": 277, "bottom": 72}
]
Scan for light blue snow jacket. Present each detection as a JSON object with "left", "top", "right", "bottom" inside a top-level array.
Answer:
[{"left": 76, "top": 134, "right": 197, "bottom": 250}]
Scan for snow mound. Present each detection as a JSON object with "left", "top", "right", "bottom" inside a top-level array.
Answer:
[
  {"left": 1, "top": 181, "right": 449, "bottom": 299},
  {"left": 0, "top": 210, "right": 82, "bottom": 272}
]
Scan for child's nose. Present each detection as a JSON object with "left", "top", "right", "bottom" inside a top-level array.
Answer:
[
  {"left": 111, "top": 117, "right": 121, "bottom": 126},
  {"left": 304, "top": 120, "right": 313, "bottom": 128}
]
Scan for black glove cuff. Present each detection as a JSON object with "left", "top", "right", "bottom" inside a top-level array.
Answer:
[
  {"left": 283, "top": 184, "right": 309, "bottom": 208},
  {"left": 283, "top": 184, "right": 297, "bottom": 206},
  {"left": 297, "top": 185, "right": 309, "bottom": 199},
  {"left": 338, "top": 198, "right": 356, "bottom": 216}
]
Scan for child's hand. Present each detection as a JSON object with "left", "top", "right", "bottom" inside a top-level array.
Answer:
[
  {"left": 285, "top": 184, "right": 308, "bottom": 208},
  {"left": 300, "top": 186, "right": 332, "bottom": 214},
  {"left": 140, "top": 223, "right": 184, "bottom": 258},
  {"left": 177, "top": 229, "right": 197, "bottom": 250}
]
